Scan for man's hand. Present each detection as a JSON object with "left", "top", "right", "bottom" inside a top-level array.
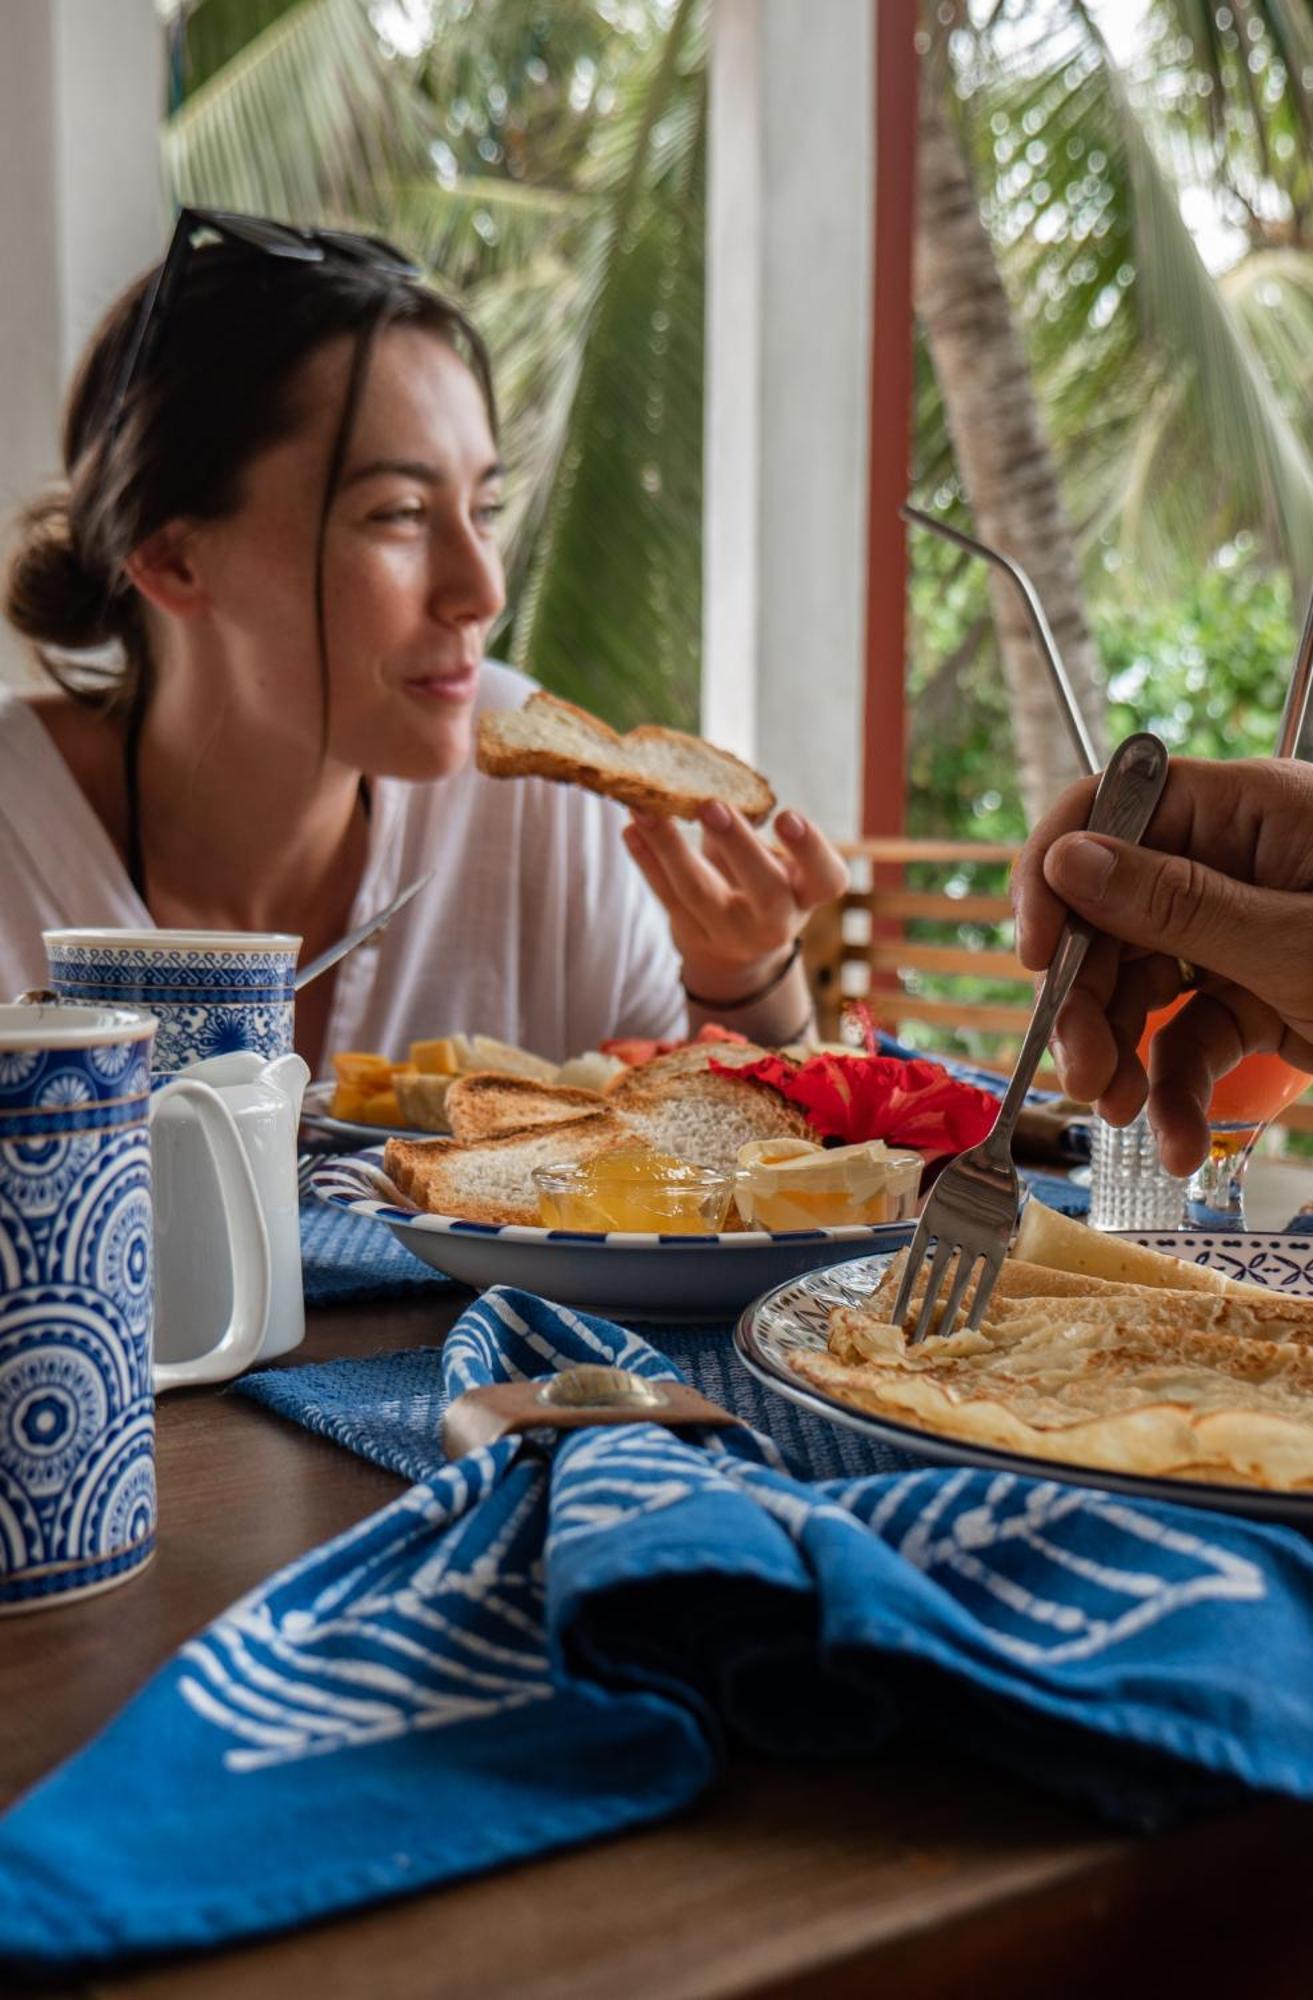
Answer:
[{"left": 1012, "top": 757, "right": 1313, "bottom": 1172}]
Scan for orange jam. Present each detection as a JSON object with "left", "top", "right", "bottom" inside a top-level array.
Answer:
[
  {"left": 734, "top": 1139, "right": 922, "bottom": 1230},
  {"left": 533, "top": 1148, "right": 733, "bottom": 1233}
]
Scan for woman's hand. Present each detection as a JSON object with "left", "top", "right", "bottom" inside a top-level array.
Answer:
[
  {"left": 1012, "top": 756, "right": 1313, "bottom": 1172},
  {"left": 622, "top": 801, "right": 848, "bottom": 1034}
]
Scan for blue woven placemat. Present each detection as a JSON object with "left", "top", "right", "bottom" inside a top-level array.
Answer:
[
  {"left": 300, "top": 1196, "right": 455, "bottom": 1306},
  {"left": 241, "top": 1318, "right": 919, "bottom": 1485}
]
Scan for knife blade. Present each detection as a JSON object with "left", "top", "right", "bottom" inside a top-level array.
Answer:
[{"left": 294, "top": 870, "right": 434, "bottom": 992}]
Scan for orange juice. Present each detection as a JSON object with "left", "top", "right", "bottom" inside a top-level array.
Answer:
[{"left": 1139, "top": 999, "right": 1308, "bottom": 1143}]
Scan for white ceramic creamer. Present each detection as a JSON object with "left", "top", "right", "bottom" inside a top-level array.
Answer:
[{"left": 152, "top": 1051, "right": 309, "bottom": 1376}]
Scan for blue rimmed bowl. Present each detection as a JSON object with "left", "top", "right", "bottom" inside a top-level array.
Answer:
[{"left": 311, "top": 1148, "right": 916, "bottom": 1322}]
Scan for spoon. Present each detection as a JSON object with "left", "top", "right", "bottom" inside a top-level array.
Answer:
[{"left": 294, "top": 871, "right": 434, "bottom": 991}]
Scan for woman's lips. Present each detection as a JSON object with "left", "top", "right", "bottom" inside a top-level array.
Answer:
[{"left": 402, "top": 664, "right": 480, "bottom": 704}]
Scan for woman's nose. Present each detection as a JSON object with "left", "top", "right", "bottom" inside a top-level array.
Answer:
[{"left": 429, "top": 522, "right": 504, "bottom": 625}]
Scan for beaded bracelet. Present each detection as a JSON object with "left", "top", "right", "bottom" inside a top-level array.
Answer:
[{"left": 681, "top": 937, "right": 802, "bottom": 1012}]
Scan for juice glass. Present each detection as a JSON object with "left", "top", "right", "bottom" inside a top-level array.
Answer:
[{"left": 1139, "top": 998, "right": 1310, "bottom": 1225}]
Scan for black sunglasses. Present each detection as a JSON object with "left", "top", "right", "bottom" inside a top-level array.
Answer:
[{"left": 103, "top": 207, "right": 422, "bottom": 456}]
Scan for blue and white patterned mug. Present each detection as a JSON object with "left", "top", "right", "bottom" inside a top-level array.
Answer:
[
  {"left": 41, "top": 929, "right": 301, "bottom": 1078},
  {"left": 0, "top": 1003, "right": 271, "bottom": 1613}
]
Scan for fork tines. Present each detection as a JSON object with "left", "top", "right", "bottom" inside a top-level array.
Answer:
[{"left": 890, "top": 1220, "right": 995, "bottom": 1345}]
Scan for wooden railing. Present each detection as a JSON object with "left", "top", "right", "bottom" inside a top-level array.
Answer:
[{"left": 802, "top": 836, "right": 1313, "bottom": 1136}]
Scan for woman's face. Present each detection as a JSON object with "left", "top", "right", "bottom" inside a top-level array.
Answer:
[{"left": 177, "top": 325, "right": 506, "bottom": 780}]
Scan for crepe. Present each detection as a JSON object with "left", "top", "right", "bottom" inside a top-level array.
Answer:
[{"left": 791, "top": 1238, "right": 1313, "bottom": 1491}]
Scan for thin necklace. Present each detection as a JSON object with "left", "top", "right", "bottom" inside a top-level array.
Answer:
[{"left": 121, "top": 703, "right": 371, "bottom": 911}]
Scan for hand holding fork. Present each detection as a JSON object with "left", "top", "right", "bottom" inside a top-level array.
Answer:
[{"left": 891, "top": 732, "right": 1171, "bottom": 1343}]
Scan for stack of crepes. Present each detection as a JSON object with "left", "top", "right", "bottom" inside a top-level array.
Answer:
[{"left": 793, "top": 1199, "right": 1313, "bottom": 1492}]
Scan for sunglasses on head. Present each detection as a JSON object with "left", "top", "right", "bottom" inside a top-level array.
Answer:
[{"left": 103, "top": 207, "right": 423, "bottom": 456}]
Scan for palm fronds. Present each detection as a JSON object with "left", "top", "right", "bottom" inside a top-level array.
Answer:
[
  {"left": 164, "top": 0, "right": 434, "bottom": 224},
  {"left": 500, "top": 0, "right": 706, "bottom": 727}
]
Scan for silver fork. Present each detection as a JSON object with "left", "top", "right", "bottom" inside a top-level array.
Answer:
[{"left": 892, "top": 731, "right": 1171, "bottom": 1344}]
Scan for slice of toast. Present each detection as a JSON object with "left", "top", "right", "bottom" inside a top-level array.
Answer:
[
  {"left": 446, "top": 1073, "right": 609, "bottom": 1143},
  {"left": 392, "top": 1072, "right": 455, "bottom": 1132},
  {"left": 617, "top": 1072, "right": 813, "bottom": 1180},
  {"left": 383, "top": 1117, "right": 639, "bottom": 1226},
  {"left": 476, "top": 691, "right": 776, "bottom": 826},
  {"left": 605, "top": 1042, "right": 776, "bottom": 1098}
]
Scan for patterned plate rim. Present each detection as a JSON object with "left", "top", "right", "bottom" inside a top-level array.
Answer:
[
  {"left": 733, "top": 1243, "right": 1313, "bottom": 1523},
  {"left": 301, "top": 1079, "right": 443, "bottom": 1145},
  {"left": 308, "top": 1148, "right": 916, "bottom": 1253}
]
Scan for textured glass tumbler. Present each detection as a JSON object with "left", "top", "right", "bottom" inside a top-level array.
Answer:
[{"left": 1088, "top": 1110, "right": 1188, "bottom": 1232}]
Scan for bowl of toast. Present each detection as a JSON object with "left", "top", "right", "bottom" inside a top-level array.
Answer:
[{"left": 308, "top": 1036, "right": 939, "bottom": 1318}]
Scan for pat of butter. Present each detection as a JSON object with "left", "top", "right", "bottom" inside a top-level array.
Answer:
[{"left": 735, "top": 1138, "right": 922, "bottom": 1230}]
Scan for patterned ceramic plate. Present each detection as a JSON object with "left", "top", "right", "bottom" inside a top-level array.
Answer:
[
  {"left": 310, "top": 1148, "right": 915, "bottom": 1320},
  {"left": 300, "top": 1080, "right": 447, "bottom": 1147},
  {"left": 735, "top": 1233, "right": 1313, "bottom": 1525}
]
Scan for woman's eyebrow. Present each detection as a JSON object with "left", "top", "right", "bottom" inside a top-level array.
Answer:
[{"left": 341, "top": 456, "right": 505, "bottom": 488}]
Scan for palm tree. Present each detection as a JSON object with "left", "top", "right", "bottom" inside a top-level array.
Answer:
[
  {"left": 916, "top": 46, "right": 1107, "bottom": 816},
  {"left": 913, "top": 0, "right": 1313, "bottom": 817}
]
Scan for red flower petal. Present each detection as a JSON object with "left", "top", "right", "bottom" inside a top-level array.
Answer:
[{"left": 709, "top": 1052, "right": 998, "bottom": 1160}]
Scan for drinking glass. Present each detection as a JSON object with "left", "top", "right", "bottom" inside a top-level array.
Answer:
[
  {"left": 1141, "top": 1002, "right": 1310, "bottom": 1228},
  {"left": 1088, "top": 1110, "right": 1187, "bottom": 1231}
]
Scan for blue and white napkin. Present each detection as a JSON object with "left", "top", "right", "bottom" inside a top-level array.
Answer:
[{"left": 4, "top": 1287, "right": 1313, "bottom": 1974}]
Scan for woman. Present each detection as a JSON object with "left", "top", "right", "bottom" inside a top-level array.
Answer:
[
  {"left": 0, "top": 212, "right": 844, "bottom": 1069},
  {"left": 1012, "top": 755, "right": 1313, "bottom": 1172}
]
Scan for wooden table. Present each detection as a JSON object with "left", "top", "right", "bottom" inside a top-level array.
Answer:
[{"left": 3, "top": 1297, "right": 1309, "bottom": 2000}]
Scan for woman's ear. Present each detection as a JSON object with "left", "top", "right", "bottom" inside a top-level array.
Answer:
[{"left": 123, "top": 522, "right": 207, "bottom": 618}]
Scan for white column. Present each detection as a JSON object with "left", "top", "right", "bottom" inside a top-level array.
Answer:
[
  {"left": 703, "top": 0, "right": 874, "bottom": 837},
  {"left": 0, "top": 0, "right": 164, "bottom": 688}
]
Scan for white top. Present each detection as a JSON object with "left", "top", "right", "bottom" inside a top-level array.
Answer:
[{"left": 0, "top": 664, "right": 686, "bottom": 1065}]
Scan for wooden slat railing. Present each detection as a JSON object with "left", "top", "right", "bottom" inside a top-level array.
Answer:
[{"left": 803, "top": 836, "right": 1313, "bottom": 1137}]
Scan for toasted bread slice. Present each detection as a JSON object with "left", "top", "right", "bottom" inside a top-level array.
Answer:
[
  {"left": 392, "top": 1072, "right": 455, "bottom": 1132},
  {"left": 411, "top": 1034, "right": 559, "bottom": 1084},
  {"left": 617, "top": 1071, "right": 813, "bottom": 1180},
  {"left": 384, "top": 1116, "right": 639, "bottom": 1227},
  {"left": 605, "top": 1041, "right": 775, "bottom": 1097},
  {"left": 476, "top": 691, "right": 775, "bottom": 825},
  {"left": 446, "top": 1073, "right": 609, "bottom": 1143}
]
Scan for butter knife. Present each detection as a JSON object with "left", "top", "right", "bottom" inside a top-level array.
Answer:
[{"left": 294, "top": 870, "right": 434, "bottom": 992}]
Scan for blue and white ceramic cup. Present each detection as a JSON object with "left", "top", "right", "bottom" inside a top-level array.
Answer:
[
  {"left": 0, "top": 1002, "right": 159, "bottom": 1611},
  {"left": 42, "top": 929, "right": 300, "bottom": 1077}
]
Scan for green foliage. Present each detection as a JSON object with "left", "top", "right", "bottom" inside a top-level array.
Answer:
[
  {"left": 503, "top": 3, "right": 705, "bottom": 727},
  {"left": 902, "top": 535, "right": 1298, "bottom": 1064},
  {"left": 907, "top": 533, "right": 1297, "bottom": 841},
  {"left": 1098, "top": 538, "right": 1294, "bottom": 756},
  {"left": 175, "top": 0, "right": 306, "bottom": 98}
]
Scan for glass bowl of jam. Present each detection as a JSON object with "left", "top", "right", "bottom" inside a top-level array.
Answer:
[{"left": 533, "top": 1148, "right": 733, "bottom": 1234}]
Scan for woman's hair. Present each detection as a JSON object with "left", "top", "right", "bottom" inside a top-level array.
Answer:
[{"left": 3, "top": 237, "right": 496, "bottom": 708}]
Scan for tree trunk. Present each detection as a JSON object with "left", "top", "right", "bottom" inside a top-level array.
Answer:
[{"left": 915, "top": 69, "right": 1107, "bottom": 823}]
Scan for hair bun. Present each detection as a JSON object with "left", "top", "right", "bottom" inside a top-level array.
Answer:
[{"left": 4, "top": 491, "right": 114, "bottom": 653}]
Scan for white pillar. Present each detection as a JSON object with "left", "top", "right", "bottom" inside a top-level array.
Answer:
[
  {"left": 0, "top": 0, "right": 164, "bottom": 688},
  {"left": 703, "top": 0, "right": 874, "bottom": 837}
]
